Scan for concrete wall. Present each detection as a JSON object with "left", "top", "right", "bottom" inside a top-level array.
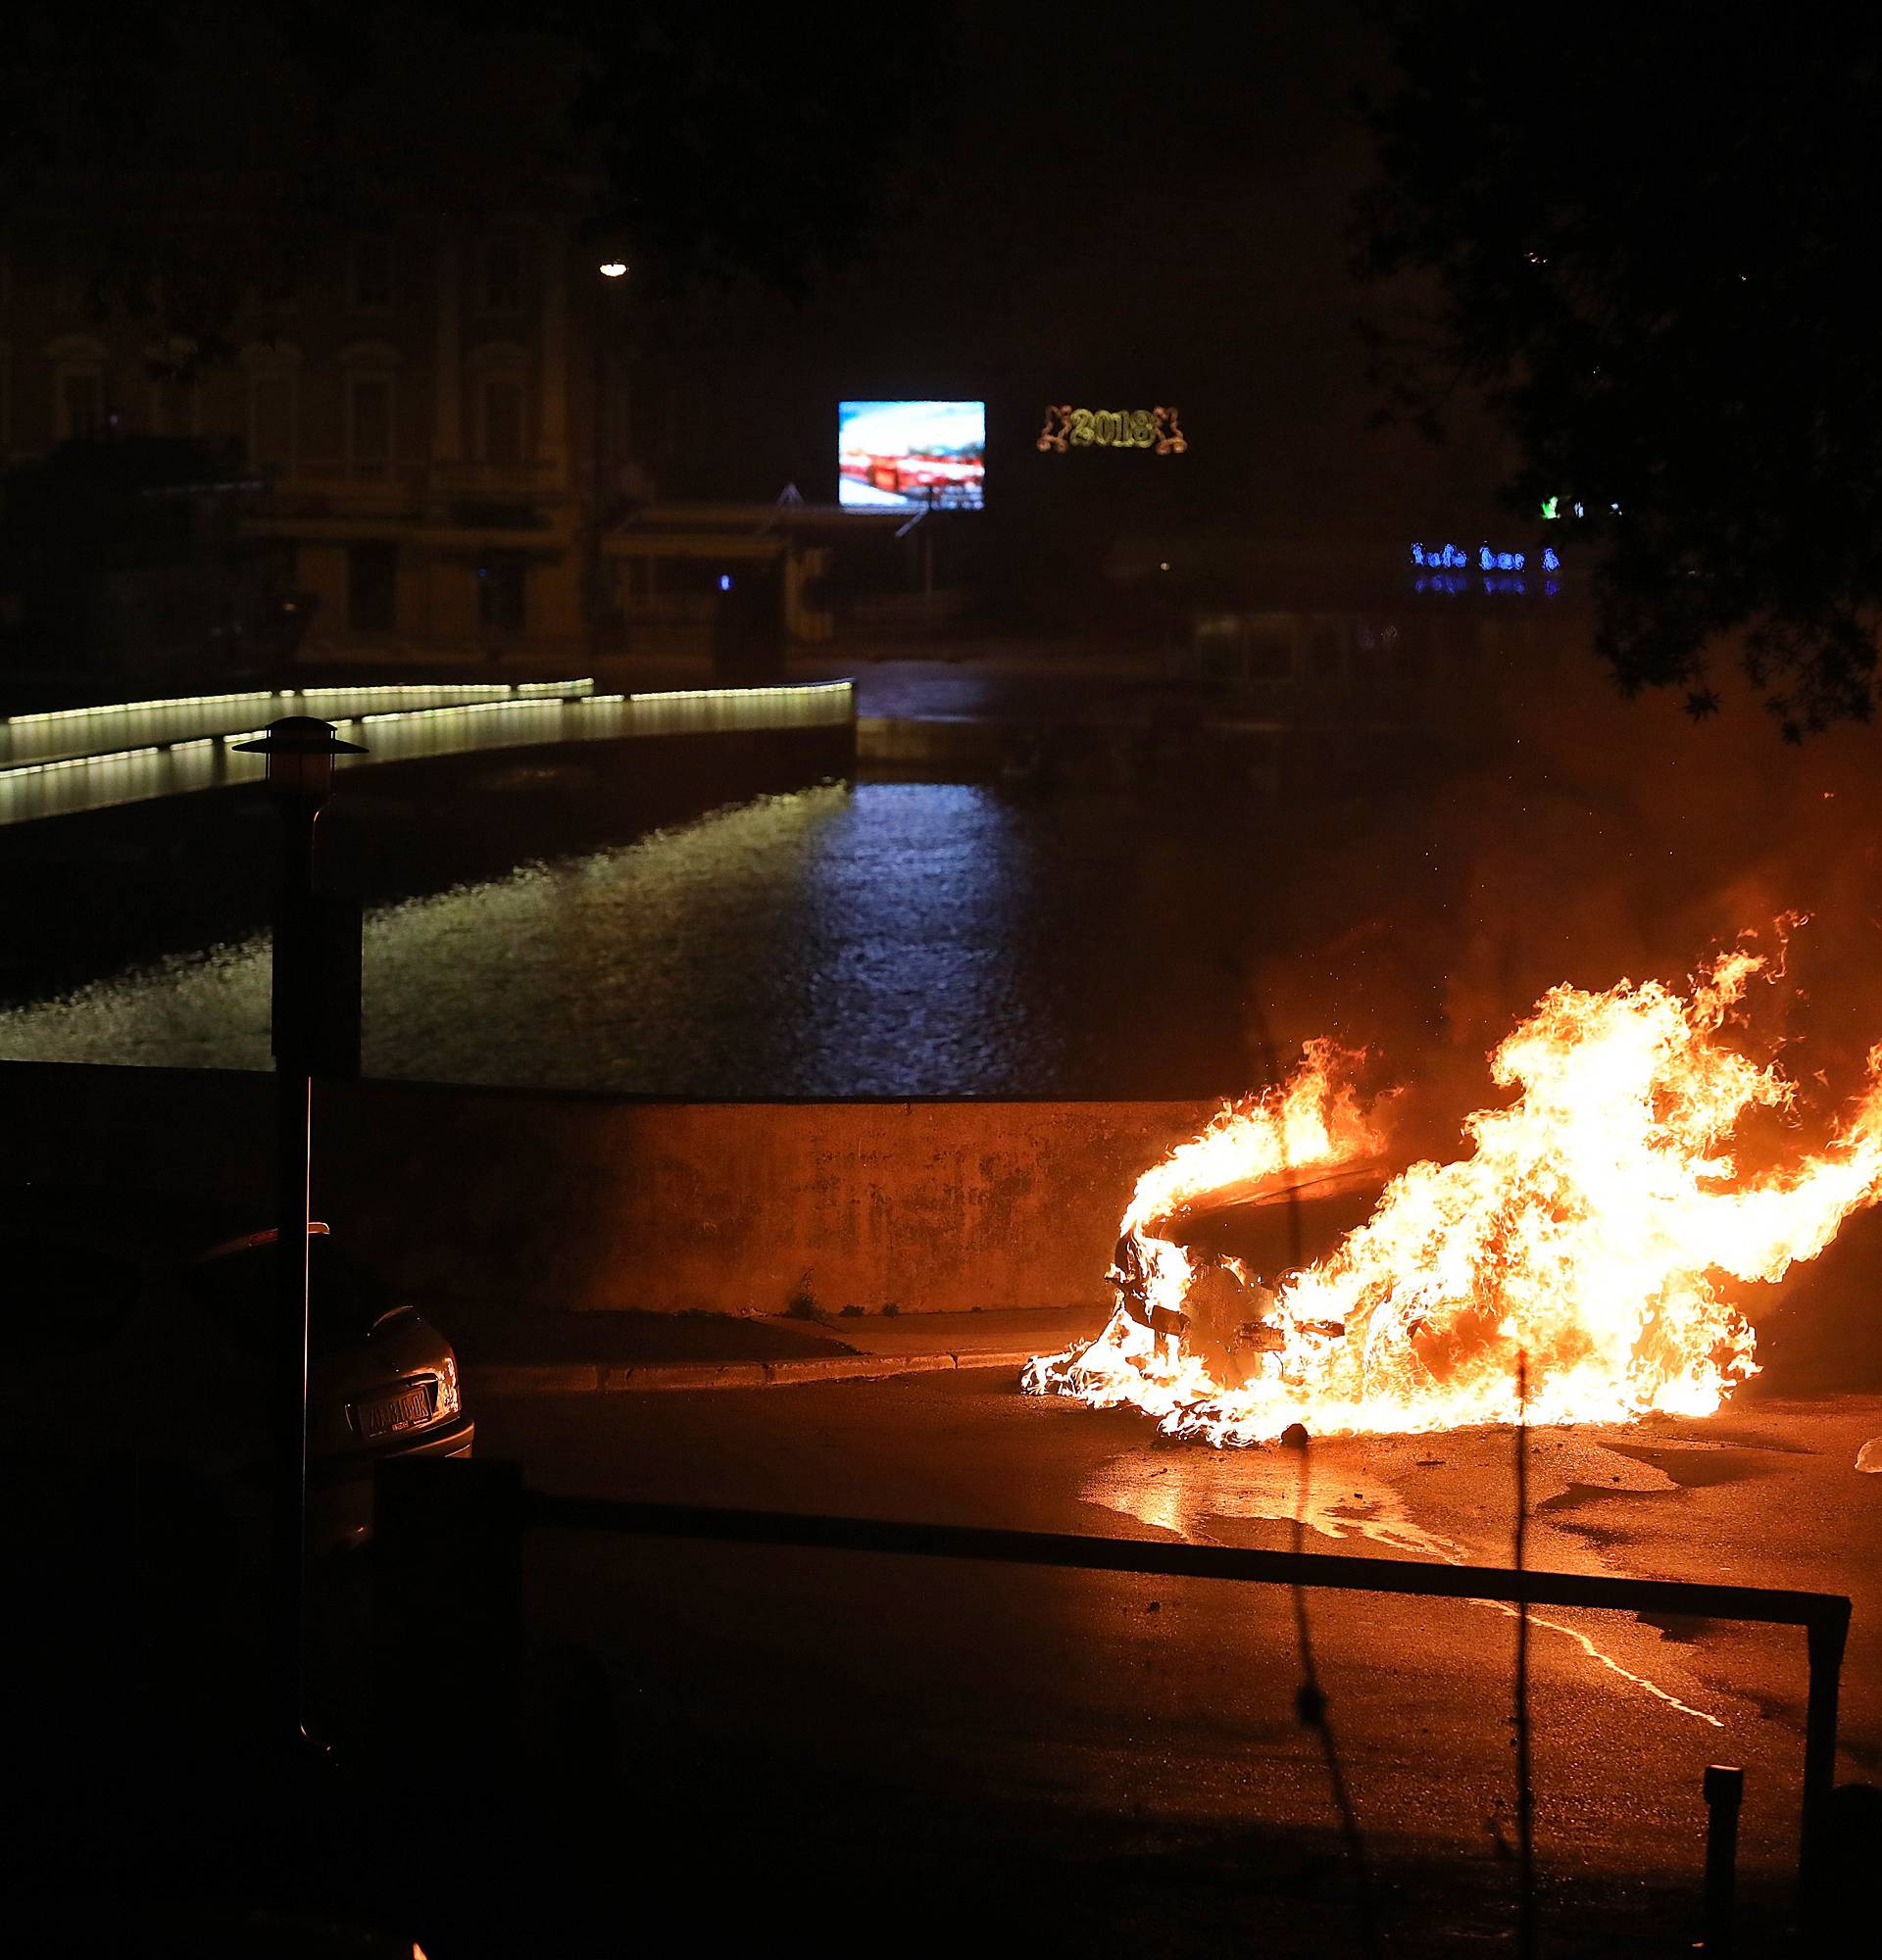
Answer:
[
  {"left": 13, "top": 1060, "right": 1880, "bottom": 1388},
  {"left": 0, "top": 1062, "right": 1215, "bottom": 1320}
]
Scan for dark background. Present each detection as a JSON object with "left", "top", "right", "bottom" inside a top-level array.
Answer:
[{"left": 631, "top": 4, "right": 1508, "bottom": 538}]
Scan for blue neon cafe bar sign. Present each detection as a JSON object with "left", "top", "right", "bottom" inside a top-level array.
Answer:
[{"left": 1411, "top": 542, "right": 1561, "bottom": 573}]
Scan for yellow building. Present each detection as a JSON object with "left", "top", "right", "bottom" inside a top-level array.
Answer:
[{"left": 2, "top": 217, "right": 618, "bottom": 663}]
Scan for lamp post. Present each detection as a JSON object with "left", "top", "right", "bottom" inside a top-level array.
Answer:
[
  {"left": 591, "top": 261, "right": 629, "bottom": 661},
  {"left": 233, "top": 714, "right": 367, "bottom": 1750}
]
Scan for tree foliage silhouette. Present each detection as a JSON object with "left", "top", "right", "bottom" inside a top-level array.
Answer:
[
  {"left": 2, "top": 4, "right": 946, "bottom": 375},
  {"left": 1359, "top": 3, "right": 1882, "bottom": 736}
]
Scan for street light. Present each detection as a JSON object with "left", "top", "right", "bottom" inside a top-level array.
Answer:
[
  {"left": 232, "top": 714, "right": 367, "bottom": 1751},
  {"left": 591, "top": 260, "right": 630, "bottom": 659}
]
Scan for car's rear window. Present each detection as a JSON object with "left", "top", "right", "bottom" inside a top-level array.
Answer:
[
  {"left": 182, "top": 1238, "right": 398, "bottom": 1359},
  {"left": 0, "top": 1235, "right": 144, "bottom": 1361}
]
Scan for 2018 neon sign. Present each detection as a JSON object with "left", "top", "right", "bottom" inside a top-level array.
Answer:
[
  {"left": 1411, "top": 542, "right": 1561, "bottom": 574},
  {"left": 1037, "top": 406, "right": 1188, "bottom": 454}
]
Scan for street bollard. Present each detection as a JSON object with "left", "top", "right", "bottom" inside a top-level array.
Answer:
[
  {"left": 1702, "top": 1763, "right": 1745, "bottom": 1957},
  {"left": 374, "top": 1457, "right": 524, "bottom": 1773}
]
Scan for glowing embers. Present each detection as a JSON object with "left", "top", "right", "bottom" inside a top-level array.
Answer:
[{"left": 1026, "top": 947, "right": 1882, "bottom": 1446}]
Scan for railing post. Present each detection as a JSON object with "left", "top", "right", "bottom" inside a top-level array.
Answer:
[
  {"left": 375, "top": 1457, "right": 524, "bottom": 1772},
  {"left": 1799, "top": 1606, "right": 1849, "bottom": 1924},
  {"left": 1701, "top": 1763, "right": 1743, "bottom": 1955}
]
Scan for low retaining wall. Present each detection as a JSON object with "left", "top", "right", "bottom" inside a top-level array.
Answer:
[
  {"left": 0, "top": 1062, "right": 1214, "bottom": 1319},
  {"left": 10, "top": 1060, "right": 1879, "bottom": 1387}
]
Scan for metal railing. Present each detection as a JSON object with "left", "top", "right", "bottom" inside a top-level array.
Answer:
[
  {"left": 0, "top": 677, "right": 588, "bottom": 770},
  {"left": 374, "top": 1460, "right": 1850, "bottom": 1926}
]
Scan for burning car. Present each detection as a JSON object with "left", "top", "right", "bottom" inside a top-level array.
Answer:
[
  {"left": 1104, "top": 1160, "right": 1388, "bottom": 1391},
  {"left": 1028, "top": 950, "right": 1882, "bottom": 1446}
]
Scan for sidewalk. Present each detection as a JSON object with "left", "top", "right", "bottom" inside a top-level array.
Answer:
[{"left": 461, "top": 1303, "right": 1105, "bottom": 1396}]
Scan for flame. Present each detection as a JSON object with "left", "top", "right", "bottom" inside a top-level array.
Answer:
[{"left": 1026, "top": 949, "right": 1882, "bottom": 1446}]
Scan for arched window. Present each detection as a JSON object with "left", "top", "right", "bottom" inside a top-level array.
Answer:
[
  {"left": 467, "top": 341, "right": 532, "bottom": 467},
  {"left": 46, "top": 333, "right": 109, "bottom": 440},
  {"left": 339, "top": 340, "right": 402, "bottom": 481},
  {"left": 145, "top": 335, "right": 201, "bottom": 436},
  {"left": 242, "top": 341, "right": 303, "bottom": 478}
]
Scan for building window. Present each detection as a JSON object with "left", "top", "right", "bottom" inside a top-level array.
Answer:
[
  {"left": 242, "top": 341, "right": 303, "bottom": 479},
  {"left": 248, "top": 371, "right": 296, "bottom": 476},
  {"left": 143, "top": 335, "right": 200, "bottom": 437},
  {"left": 481, "top": 238, "right": 524, "bottom": 313},
  {"left": 56, "top": 368, "right": 105, "bottom": 439},
  {"left": 347, "top": 542, "right": 398, "bottom": 634},
  {"left": 147, "top": 378, "right": 201, "bottom": 437},
  {"left": 349, "top": 236, "right": 395, "bottom": 312},
  {"left": 346, "top": 374, "right": 394, "bottom": 479},
  {"left": 478, "top": 374, "right": 525, "bottom": 466},
  {"left": 477, "top": 551, "right": 526, "bottom": 633}
]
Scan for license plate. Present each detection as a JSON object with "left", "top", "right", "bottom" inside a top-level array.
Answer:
[{"left": 356, "top": 1384, "right": 431, "bottom": 1441}]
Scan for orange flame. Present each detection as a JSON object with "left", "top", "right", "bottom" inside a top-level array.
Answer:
[{"left": 1026, "top": 948, "right": 1882, "bottom": 1445}]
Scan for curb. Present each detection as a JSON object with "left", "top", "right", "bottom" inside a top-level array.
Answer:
[
  {"left": 467, "top": 1347, "right": 1037, "bottom": 1397},
  {"left": 467, "top": 1361, "right": 604, "bottom": 1395}
]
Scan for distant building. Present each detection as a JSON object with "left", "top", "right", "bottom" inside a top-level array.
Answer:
[
  {"left": 0, "top": 436, "right": 304, "bottom": 688},
  {"left": 0, "top": 217, "right": 619, "bottom": 667}
]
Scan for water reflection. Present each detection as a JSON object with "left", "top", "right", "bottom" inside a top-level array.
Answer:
[{"left": 0, "top": 781, "right": 1254, "bottom": 1096}]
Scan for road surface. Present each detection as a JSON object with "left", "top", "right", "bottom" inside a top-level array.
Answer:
[{"left": 452, "top": 1371, "right": 1882, "bottom": 1955}]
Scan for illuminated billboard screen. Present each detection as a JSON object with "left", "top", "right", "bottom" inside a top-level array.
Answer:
[{"left": 838, "top": 400, "right": 985, "bottom": 512}]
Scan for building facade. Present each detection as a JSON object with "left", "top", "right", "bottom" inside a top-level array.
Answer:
[{"left": 1, "top": 217, "right": 615, "bottom": 665}]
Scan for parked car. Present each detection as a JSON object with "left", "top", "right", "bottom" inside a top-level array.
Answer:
[{"left": 0, "top": 1185, "right": 472, "bottom": 1551}]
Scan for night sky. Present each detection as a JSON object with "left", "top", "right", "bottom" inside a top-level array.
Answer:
[{"left": 642, "top": 2, "right": 1507, "bottom": 537}]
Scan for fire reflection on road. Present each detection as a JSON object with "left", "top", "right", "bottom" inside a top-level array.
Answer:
[{"left": 1083, "top": 1438, "right": 1725, "bottom": 1726}]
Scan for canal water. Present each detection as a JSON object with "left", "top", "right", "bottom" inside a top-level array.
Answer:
[{"left": 0, "top": 780, "right": 1275, "bottom": 1099}]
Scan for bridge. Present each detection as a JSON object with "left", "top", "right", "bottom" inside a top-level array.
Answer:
[{"left": 0, "top": 676, "right": 856, "bottom": 826}]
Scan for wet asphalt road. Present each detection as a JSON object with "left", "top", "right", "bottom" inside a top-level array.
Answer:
[{"left": 471, "top": 1373, "right": 1882, "bottom": 1954}]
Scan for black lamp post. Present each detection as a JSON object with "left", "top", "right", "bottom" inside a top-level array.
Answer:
[
  {"left": 591, "top": 260, "right": 629, "bottom": 661},
  {"left": 233, "top": 713, "right": 367, "bottom": 1749}
]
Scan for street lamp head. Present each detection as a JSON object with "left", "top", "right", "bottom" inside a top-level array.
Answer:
[
  {"left": 234, "top": 715, "right": 368, "bottom": 800},
  {"left": 599, "top": 261, "right": 628, "bottom": 279}
]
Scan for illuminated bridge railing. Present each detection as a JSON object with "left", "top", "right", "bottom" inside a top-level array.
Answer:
[
  {"left": 0, "top": 677, "right": 590, "bottom": 771},
  {"left": 0, "top": 678, "right": 854, "bottom": 828},
  {"left": 610, "top": 681, "right": 857, "bottom": 738}
]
